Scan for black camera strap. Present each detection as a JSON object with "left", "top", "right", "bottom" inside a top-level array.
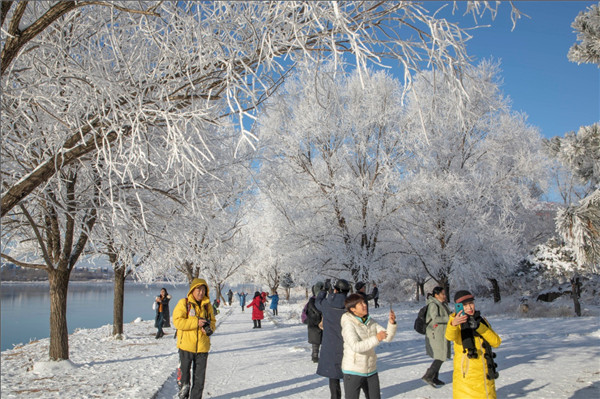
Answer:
[{"left": 460, "top": 316, "right": 499, "bottom": 380}]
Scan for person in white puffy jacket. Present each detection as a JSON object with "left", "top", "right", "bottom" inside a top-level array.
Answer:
[{"left": 341, "top": 293, "right": 397, "bottom": 399}]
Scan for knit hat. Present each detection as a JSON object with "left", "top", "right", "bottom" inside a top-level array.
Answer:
[
  {"left": 355, "top": 281, "right": 366, "bottom": 291},
  {"left": 454, "top": 290, "right": 475, "bottom": 304}
]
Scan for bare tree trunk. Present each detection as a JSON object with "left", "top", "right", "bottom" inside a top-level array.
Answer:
[
  {"left": 48, "top": 268, "right": 71, "bottom": 360},
  {"left": 571, "top": 276, "right": 582, "bottom": 317},
  {"left": 488, "top": 278, "right": 501, "bottom": 303},
  {"left": 418, "top": 281, "right": 426, "bottom": 299},
  {"left": 113, "top": 265, "right": 126, "bottom": 337},
  {"left": 415, "top": 281, "right": 420, "bottom": 301}
]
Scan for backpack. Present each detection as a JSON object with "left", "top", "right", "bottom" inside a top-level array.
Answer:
[
  {"left": 413, "top": 304, "right": 429, "bottom": 335},
  {"left": 258, "top": 300, "right": 265, "bottom": 311},
  {"left": 301, "top": 302, "right": 309, "bottom": 324}
]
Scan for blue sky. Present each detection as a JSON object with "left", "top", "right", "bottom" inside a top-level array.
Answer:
[{"left": 441, "top": 1, "right": 599, "bottom": 139}]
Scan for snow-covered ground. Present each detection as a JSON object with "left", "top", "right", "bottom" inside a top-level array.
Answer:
[{"left": 1, "top": 297, "right": 599, "bottom": 398}]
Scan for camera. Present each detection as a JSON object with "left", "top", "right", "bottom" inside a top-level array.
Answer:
[{"left": 202, "top": 320, "right": 213, "bottom": 336}]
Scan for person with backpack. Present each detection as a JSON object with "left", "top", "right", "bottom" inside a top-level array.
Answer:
[
  {"left": 303, "top": 282, "right": 324, "bottom": 363},
  {"left": 445, "top": 290, "right": 502, "bottom": 399},
  {"left": 247, "top": 291, "right": 265, "bottom": 328},
  {"left": 172, "top": 278, "right": 216, "bottom": 399},
  {"left": 421, "top": 286, "right": 451, "bottom": 387}
]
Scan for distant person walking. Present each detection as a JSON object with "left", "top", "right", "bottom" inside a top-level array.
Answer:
[
  {"left": 173, "top": 278, "right": 216, "bottom": 399},
  {"left": 238, "top": 292, "right": 248, "bottom": 312},
  {"left": 267, "top": 291, "right": 280, "bottom": 316},
  {"left": 341, "top": 293, "right": 396, "bottom": 399},
  {"left": 355, "top": 281, "right": 373, "bottom": 312},
  {"left": 227, "top": 289, "right": 234, "bottom": 306},
  {"left": 315, "top": 279, "right": 351, "bottom": 399},
  {"left": 421, "top": 286, "right": 451, "bottom": 387},
  {"left": 247, "top": 291, "right": 265, "bottom": 328},
  {"left": 371, "top": 282, "right": 380, "bottom": 308},
  {"left": 154, "top": 288, "right": 171, "bottom": 339},
  {"left": 212, "top": 298, "right": 220, "bottom": 315},
  {"left": 305, "top": 282, "right": 324, "bottom": 363}
]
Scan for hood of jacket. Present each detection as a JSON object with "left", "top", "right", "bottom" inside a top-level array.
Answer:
[{"left": 188, "top": 278, "right": 210, "bottom": 299}]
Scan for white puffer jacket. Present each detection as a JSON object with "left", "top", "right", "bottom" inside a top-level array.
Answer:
[{"left": 341, "top": 312, "right": 397, "bottom": 376}]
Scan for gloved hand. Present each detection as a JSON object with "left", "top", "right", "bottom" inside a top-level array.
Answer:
[
  {"left": 324, "top": 279, "right": 331, "bottom": 292},
  {"left": 468, "top": 315, "right": 481, "bottom": 330}
]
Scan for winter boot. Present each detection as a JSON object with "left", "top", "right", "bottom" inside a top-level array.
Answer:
[
  {"left": 311, "top": 344, "right": 320, "bottom": 363},
  {"left": 433, "top": 371, "right": 445, "bottom": 386},
  {"left": 421, "top": 368, "right": 439, "bottom": 388},
  {"left": 253, "top": 320, "right": 258, "bottom": 329},
  {"left": 178, "top": 384, "right": 190, "bottom": 399}
]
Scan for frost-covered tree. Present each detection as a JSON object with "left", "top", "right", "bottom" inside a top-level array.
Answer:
[
  {"left": 568, "top": 2, "right": 600, "bottom": 66},
  {"left": 0, "top": 163, "right": 99, "bottom": 360},
  {"left": 256, "top": 64, "right": 409, "bottom": 283},
  {"left": 396, "top": 61, "right": 550, "bottom": 294},
  {"left": 545, "top": 123, "right": 600, "bottom": 270},
  {"left": 1, "top": 1, "right": 513, "bottom": 219}
]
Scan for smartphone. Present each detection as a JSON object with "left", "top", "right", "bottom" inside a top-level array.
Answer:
[{"left": 454, "top": 302, "right": 464, "bottom": 315}]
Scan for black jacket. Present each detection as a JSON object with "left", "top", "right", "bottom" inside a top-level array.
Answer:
[
  {"left": 306, "top": 296, "right": 323, "bottom": 345},
  {"left": 315, "top": 290, "right": 347, "bottom": 379}
]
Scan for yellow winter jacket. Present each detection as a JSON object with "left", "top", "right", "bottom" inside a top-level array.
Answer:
[
  {"left": 173, "top": 278, "right": 216, "bottom": 353},
  {"left": 445, "top": 314, "right": 502, "bottom": 399}
]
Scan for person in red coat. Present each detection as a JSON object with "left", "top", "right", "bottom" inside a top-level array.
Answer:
[{"left": 247, "top": 291, "right": 265, "bottom": 328}]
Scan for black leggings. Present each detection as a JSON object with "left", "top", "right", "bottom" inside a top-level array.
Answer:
[
  {"left": 343, "top": 373, "right": 379, "bottom": 399},
  {"left": 429, "top": 359, "right": 443, "bottom": 374}
]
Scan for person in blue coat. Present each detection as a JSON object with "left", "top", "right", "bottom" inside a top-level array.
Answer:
[
  {"left": 267, "top": 291, "right": 280, "bottom": 316},
  {"left": 315, "top": 278, "right": 351, "bottom": 399},
  {"left": 238, "top": 292, "right": 248, "bottom": 312}
]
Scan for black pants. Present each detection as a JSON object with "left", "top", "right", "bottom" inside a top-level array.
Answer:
[
  {"left": 428, "top": 359, "right": 443, "bottom": 376},
  {"left": 343, "top": 373, "right": 379, "bottom": 399},
  {"left": 253, "top": 319, "right": 262, "bottom": 328},
  {"left": 156, "top": 313, "right": 164, "bottom": 336},
  {"left": 273, "top": 307, "right": 278, "bottom": 315},
  {"left": 329, "top": 378, "right": 341, "bottom": 399},
  {"left": 373, "top": 298, "right": 379, "bottom": 308},
  {"left": 179, "top": 350, "right": 208, "bottom": 399}
]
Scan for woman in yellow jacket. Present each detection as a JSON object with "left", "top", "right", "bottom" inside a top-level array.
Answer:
[
  {"left": 445, "top": 290, "right": 501, "bottom": 399},
  {"left": 173, "top": 278, "right": 216, "bottom": 399}
]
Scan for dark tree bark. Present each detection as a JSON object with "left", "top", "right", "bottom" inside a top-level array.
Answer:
[
  {"left": 488, "top": 278, "right": 501, "bottom": 303},
  {"left": 48, "top": 267, "right": 71, "bottom": 360},
  {"left": 113, "top": 265, "right": 126, "bottom": 337},
  {"left": 571, "top": 276, "right": 582, "bottom": 317}
]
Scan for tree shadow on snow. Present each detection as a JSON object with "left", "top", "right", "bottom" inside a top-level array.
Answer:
[
  {"left": 496, "top": 378, "right": 549, "bottom": 398},
  {"left": 570, "top": 380, "right": 600, "bottom": 399},
  {"left": 206, "top": 374, "right": 323, "bottom": 399}
]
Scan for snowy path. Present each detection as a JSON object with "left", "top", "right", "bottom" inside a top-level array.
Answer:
[
  {"left": 155, "top": 304, "right": 331, "bottom": 398},
  {"left": 1, "top": 299, "right": 599, "bottom": 398}
]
